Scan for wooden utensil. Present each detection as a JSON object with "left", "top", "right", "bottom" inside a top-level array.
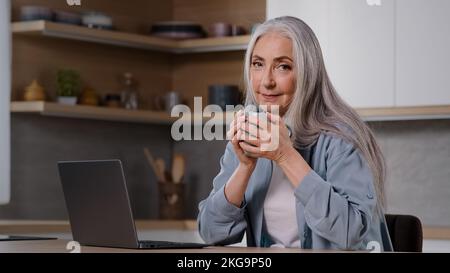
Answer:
[
  {"left": 171, "top": 153, "right": 185, "bottom": 184},
  {"left": 155, "top": 158, "right": 167, "bottom": 183},
  {"left": 143, "top": 148, "right": 164, "bottom": 182}
]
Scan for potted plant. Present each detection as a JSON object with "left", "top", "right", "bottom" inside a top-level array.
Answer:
[{"left": 56, "top": 69, "right": 81, "bottom": 105}]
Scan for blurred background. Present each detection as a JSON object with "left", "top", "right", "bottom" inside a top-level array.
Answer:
[{"left": 0, "top": 0, "right": 449, "bottom": 252}]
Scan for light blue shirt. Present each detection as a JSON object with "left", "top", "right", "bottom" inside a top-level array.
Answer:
[{"left": 197, "top": 131, "right": 392, "bottom": 250}]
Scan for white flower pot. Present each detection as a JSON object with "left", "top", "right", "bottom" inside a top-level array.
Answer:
[{"left": 57, "top": 96, "right": 78, "bottom": 105}]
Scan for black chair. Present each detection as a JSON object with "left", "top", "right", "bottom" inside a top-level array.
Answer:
[{"left": 385, "top": 214, "right": 423, "bottom": 252}]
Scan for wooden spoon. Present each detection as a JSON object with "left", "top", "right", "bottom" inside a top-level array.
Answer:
[
  {"left": 144, "top": 148, "right": 164, "bottom": 182},
  {"left": 171, "top": 154, "right": 185, "bottom": 184},
  {"left": 155, "top": 158, "right": 166, "bottom": 183}
]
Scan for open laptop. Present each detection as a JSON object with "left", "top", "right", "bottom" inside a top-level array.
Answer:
[{"left": 57, "top": 159, "right": 209, "bottom": 249}]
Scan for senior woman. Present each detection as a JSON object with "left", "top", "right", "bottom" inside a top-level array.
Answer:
[{"left": 197, "top": 16, "right": 392, "bottom": 251}]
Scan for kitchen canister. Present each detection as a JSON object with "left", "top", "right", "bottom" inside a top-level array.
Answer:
[{"left": 208, "top": 84, "right": 241, "bottom": 110}]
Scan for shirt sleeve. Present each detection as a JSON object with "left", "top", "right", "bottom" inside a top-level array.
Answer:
[
  {"left": 294, "top": 140, "right": 378, "bottom": 250},
  {"left": 197, "top": 142, "right": 248, "bottom": 245}
]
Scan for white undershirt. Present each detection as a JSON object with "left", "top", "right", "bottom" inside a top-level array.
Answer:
[{"left": 263, "top": 162, "right": 300, "bottom": 248}]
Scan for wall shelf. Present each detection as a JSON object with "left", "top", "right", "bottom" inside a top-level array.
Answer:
[
  {"left": 11, "top": 101, "right": 450, "bottom": 124},
  {"left": 11, "top": 20, "right": 251, "bottom": 54},
  {"left": 358, "top": 105, "right": 450, "bottom": 121},
  {"left": 11, "top": 101, "right": 175, "bottom": 124},
  {"left": 10, "top": 101, "right": 235, "bottom": 125}
]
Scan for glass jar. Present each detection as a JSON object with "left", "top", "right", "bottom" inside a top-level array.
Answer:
[{"left": 119, "top": 72, "right": 139, "bottom": 110}]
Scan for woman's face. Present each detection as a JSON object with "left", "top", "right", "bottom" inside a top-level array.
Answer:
[{"left": 250, "top": 32, "right": 296, "bottom": 115}]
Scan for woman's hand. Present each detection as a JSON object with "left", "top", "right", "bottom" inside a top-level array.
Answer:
[
  {"left": 236, "top": 112, "right": 295, "bottom": 165},
  {"left": 226, "top": 110, "right": 258, "bottom": 171},
  {"left": 224, "top": 110, "right": 258, "bottom": 207},
  {"left": 237, "top": 112, "right": 312, "bottom": 188}
]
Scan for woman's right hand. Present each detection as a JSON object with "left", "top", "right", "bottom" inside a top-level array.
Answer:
[
  {"left": 227, "top": 110, "right": 257, "bottom": 170},
  {"left": 224, "top": 110, "right": 257, "bottom": 207}
]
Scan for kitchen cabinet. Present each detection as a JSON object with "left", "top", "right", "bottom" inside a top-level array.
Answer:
[
  {"left": 327, "top": 0, "right": 395, "bottom": 108},
  {"left": 395, "top": 0, "right": 450, "bottom": 106},
  {"left": 267, "top": 0, "right": 395, "bottom": 108},
  {"left": 266, "top": 0, "right": 329, "bottom": 56},
  {"left": 1, "top": 0, "right": 11, "bottom": 204},
  {"left": 268, "top": 0, "right": 450, "bottom": 111}
]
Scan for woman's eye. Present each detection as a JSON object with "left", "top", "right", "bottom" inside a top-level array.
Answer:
[
  {"left": 252, "top": 61, "right": 263, "bottom": 68},
  {"left": 278, "top": 64, "right": 292, "bottom": 71}
]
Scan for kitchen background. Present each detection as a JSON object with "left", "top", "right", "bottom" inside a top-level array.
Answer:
[{"left": 0, "top": 0, "right": 449, "bottom": 250}]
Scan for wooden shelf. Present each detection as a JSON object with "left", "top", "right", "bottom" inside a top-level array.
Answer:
[
  {"left": 10, "top": 101, "right": 235, "bottom": 125},
  {"left": 357, "top": 105, "right": 450, "bottom": 121},
  {"left": 11, "top": 101, "right": 450, "bottom": 124},
  {"left": 11, "top": 20, "right": 251, "bottom": 53},
  {"left": 11, "top": 101, "right": 175, "bottom": 124},
  {"left": 10, "top": 101, "right": 450, "bottom": 124}
]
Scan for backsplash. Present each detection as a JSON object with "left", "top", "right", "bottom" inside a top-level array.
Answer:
[
  {"left": 2, "top": 114, "right": 173, "bottom": 219},
  {"left": 1, "top": 115, "right": 449, "bottom": 227},
  {"left": 370, "top": 120, "right": 450, "bottom": 226}
]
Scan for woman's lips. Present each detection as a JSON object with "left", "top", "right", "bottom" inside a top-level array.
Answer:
[{"left": 260, "top": 93, "right": 281, "bottom": 103}]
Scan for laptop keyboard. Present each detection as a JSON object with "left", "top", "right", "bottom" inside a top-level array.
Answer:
[{"left": 139, "top": 240, "right": 209, "bottom": 249}]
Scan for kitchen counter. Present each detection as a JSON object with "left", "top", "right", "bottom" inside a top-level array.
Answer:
[
  {"left": 0, "top": 220, "right": 206, "bottom": 249},
  {"left": 0, "top": 220, "right": 197, "bottom": 234},
  {"left": 1, "top": 220, "right": 449, "bottom": 252},
  {"left": 0, "top": 220, "right": 352, "bottom": 253},
  {"left": 1, "top": 220, "right": 450, "bottom": 239},
  {"left": 0, "top": 239, "right": 348, "bottom": 253}
]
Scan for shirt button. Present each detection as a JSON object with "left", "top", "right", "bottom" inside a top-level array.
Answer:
[{"left": 367, "top": 193, "right": 374, "bottom": 199}]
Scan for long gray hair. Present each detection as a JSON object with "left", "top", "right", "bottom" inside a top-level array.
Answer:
[{"left": 243, "top": 16, "right": 386, "bottom": 208}]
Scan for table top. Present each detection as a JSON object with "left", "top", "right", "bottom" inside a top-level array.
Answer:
[
  {"left": 1, "top": 220, "right": 448, "bottom": 240},
  {"left": 0, "top": 239, "right": 345, "bottom": 253},
  {"left": 0, "top": 220, "right": 369, "bottom": 253}
]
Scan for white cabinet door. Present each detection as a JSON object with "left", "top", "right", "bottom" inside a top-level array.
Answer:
[
  {"left": 267, "top": 0, "right": 395, "bottom": 108},
  {"left": 266, "top": 0, "right": 330, "bottom": 57},
  {"left": 327, "top": 0, "right": 395, "bottom": 108},
  {"left": 0, "top": 0, "right": 11, "bottom": 204},
  {"left": 396, "top": 0, "right": 450, "bottom": 106}
]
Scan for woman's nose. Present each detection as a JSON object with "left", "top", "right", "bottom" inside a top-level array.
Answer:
[{"left": 262, "top": 69, "right": 276, "bottom": 89}]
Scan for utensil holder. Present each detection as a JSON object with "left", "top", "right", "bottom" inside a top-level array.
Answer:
[{"left": 158, "top": 181, "right": 184, "bottom": 219}]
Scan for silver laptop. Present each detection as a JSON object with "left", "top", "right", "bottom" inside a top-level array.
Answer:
[{"left": 57, "top": 159, "right": 208, "bottom": 249}]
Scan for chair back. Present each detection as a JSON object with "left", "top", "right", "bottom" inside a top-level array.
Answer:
[{"left": 385, "top": 214, "right": 423, "bottom": 252}]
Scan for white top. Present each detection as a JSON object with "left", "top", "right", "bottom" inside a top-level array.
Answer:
[{"left": 263, "top": 162, "right": 300, "bottom": 248}]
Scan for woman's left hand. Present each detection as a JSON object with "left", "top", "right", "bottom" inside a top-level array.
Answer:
[{"left": 236, "top": 112, "right": 295, "bottom": 164}]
